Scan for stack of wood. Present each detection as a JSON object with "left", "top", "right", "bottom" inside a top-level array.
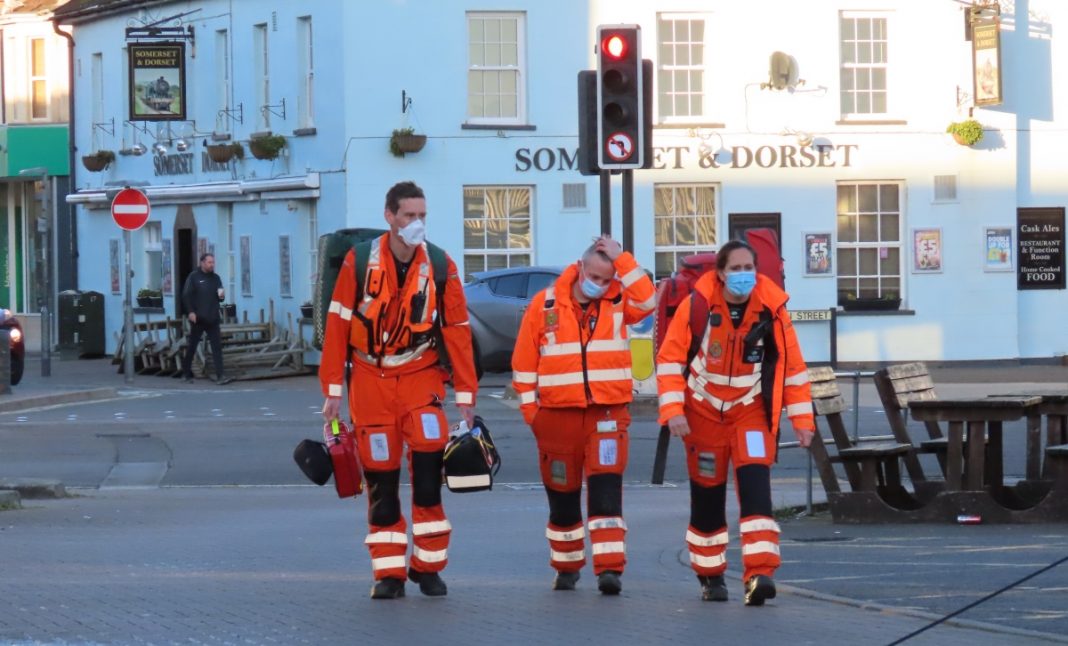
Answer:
[{"left": 113, "top": 299, "right": 313, "bottom": 381}]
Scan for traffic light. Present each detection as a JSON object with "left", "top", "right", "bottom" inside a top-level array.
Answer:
[{"left": 596, "top": 25, "right": 644, "bottom": 170}]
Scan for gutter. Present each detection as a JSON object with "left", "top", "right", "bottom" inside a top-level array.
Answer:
[{"left": 65, "top": 172, "right": 322, "bottom": 208}]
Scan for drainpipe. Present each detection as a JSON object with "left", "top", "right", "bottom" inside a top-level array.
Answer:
[{"left": 52, "top": 19, "right": 77, "bottom": 290}]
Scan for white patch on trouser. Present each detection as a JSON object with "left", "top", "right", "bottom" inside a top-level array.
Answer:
[
  {"left": 370, "top": 433, "right": 390, "bottom": 461},
  {"left": 745, "top": 430, "right": 766, "bottom": 459},
  {"left": 599, "top": 438, "right": 618, "bottom": 466},
  {"left": 421, "top": 413, "right": 441, "bottom": 440}
]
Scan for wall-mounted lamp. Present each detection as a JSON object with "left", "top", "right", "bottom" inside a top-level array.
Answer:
[
  {"left": 129, "top": 143, "right": 147, "bottom": 156},
  {"left": 153, "top": 143, "right": 168, "bottom": 156},
  {"left": 781, "top": 128, "right": 813, "bottom": 147},
  {"left": 175, "top": 138, "right": 190, "bottom": 152}
]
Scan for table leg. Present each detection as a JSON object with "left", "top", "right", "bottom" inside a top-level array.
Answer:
[
  {"left": 946, "top": 420, "right": 964, "bottom": 491},
  {"left": 1026, "top": 413, "right": 1042, "bottom": 481},
  {"left": 1045, "top": 415, "right": 1066, "bottom": 479},
  {"left": 965, "top": 420, "right": 986, "bottom": 491},
  {"left": 986, "top": 420, "right": 1003, "bottom": 487}
]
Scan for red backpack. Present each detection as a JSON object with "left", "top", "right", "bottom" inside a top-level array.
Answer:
[{"left": 653, "top": 228, "right": 784, "bottom": 351}]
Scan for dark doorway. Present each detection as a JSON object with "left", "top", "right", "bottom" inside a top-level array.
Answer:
[
  {"left": 173, "top": 206, "right": 197, "bottom": 317},
  {"left": 728, "top": 212, "right": 781, "bottom": 243}
]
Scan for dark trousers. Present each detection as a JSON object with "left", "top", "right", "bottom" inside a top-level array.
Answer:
[{"left": 182, "top": 320, "right": 223, "bottom": 379}]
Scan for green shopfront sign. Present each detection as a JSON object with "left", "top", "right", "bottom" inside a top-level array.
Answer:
[{"left": 0, "top": 125, "right": 70, "bottom": 177}]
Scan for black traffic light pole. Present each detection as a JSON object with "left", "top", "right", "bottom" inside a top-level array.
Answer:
[
  {"left": 599, "top": 171, "right": 612, "bottom": 236},
  {"left": 622, "top": 170, "right": 634, "bottom": 253}
]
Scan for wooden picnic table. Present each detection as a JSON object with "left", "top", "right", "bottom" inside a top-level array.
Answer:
[{"left": 909, "top": 396, "right": 1042, "bottom": 492}]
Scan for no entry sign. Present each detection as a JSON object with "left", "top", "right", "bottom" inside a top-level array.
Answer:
[{"left": 111, "top": 188, "right": 150, "bottom": 231}]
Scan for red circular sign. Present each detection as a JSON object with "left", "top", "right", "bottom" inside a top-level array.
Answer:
[{"left": 111, "top": 188, "right": 151, "bottom": 231}]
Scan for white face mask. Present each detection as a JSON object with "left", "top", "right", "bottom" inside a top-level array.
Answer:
[{"left": 398, "top": 218, "right": 426, "bottom": 246}]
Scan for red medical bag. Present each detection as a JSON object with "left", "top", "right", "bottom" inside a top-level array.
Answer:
[{"left": 324, "top": 419, "right": 363, "bottom": 498}]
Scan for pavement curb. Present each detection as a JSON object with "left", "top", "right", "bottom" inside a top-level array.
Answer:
[
  {"left": 0, "top": 387, "right": 118, "bottom": 413},
  {"left": 0, "top": 478, "right": 67, "bottom": 499},
  {"left": 0, "top": 489, "right": 20, "bottom": 510}
]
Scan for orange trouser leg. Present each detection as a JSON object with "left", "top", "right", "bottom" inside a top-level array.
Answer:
[
  {"left": 584, "top": 406, "right": 630, "bottom": 574},
  {"left": 534, "top": 408, "right": 587, "bottom": 572},
  {"left": 727, "top": 400, "right": 780, "bottom": 580},
  {"left": 682, "top": 409, "right": 731, "bottom": 576}
]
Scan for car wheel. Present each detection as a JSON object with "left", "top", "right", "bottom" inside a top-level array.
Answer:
[{"left": 10, "top": 353, "right": 23, "bottom": 385}]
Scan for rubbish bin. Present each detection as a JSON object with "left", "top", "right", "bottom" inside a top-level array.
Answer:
[
  {"left": 79, "top": 291, "right": 106, "bottom": 358},
  {"left": 57, "top": 290, "right": 82, "bottom": 356}
]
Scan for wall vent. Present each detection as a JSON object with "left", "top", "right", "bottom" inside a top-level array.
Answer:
[
  {"left": 563, "top": 183, "right": 587, "bottom": 210},
  {"left": 933, "top": 174, "right": 957, "bottom": 202}
]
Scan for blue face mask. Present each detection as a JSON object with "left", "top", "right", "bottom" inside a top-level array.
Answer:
[
  {"left": 579, "top": 265, "right": 609, "bottom": 299},
  {"left": 724, "top": 270, "right": 757, "bottom": 298}
]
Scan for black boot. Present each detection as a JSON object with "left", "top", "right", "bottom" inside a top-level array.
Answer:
[
  {"left": 743, "top": 575, "right": 776, "bottom": 606},
  {"left": 698, "top": 575, "right": 728, "bottom": 602},
  {"left": 552, "top": 570, "right": 580, "bottom": 591},
  {"left": 408, "top": 568, "right": 448, "bottom": 597},
  {"left": 597, "top": 570, "right": 622, "bottom": 595},
  {"left": 370, "top": 577, "right": 405, "bottom": 599}
]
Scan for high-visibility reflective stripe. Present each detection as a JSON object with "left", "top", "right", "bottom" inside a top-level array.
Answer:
[
  {"left": 705, "top": 371, "right": 762, "bottom": 388},
  {"left": 620, "top": 267, "right": 644, "bottom": 287},
  {"left": 339, "top": 306, "right": 352, "bottom": 321},
  {"left": 371, "top": 555, "right": 406, "bottom": 571},
  {"left": 519, "top": 391, "right": 537, "bottom": 405},
  {"left": 539, "top": 371, "right": 586, "bottom": 387},
  {"left": 686, "top": 376, "right": 762, "bottom": 411},
  {"left": 544, "top": 286, "right": 555, "bottom": 302},
  {"left": 455, "top": 391, "right": 473, "bottom": 405},
  {"left": 328, "top": 384, "right": 343, "bottom": 398},
  {"left": 613, "top": 312, "right": 624, "bottom": 339},
  {"left": 739, "top": 518, "right": 781, "bottom": 534},
  {"left": 546, "top": 527, "right": 586, "bottom": 542},
  {"left": 631, "top": 294, "right": 657, "bottom": 312},
  {"left": 513, "top": 371, "right": 538, "bottom": 384},
  {"left": 412, "top": 520, "right": 452, "bottom": 536},
  {"left": 588, "top": 368, "right": 631, "bottom": 383},
  {"left": 588, "top": 517, "right": 627, "bottom": 531},
  {"left": 686, "top": 530, "right": 728, "bottom": 547},
  {"left": 784, "top": 371, "right": 810, "bottom": 387},
  {"left": 657, "top": 363, "right": 685, "bottom": 376},
  {"left": 592, "top": 541, "right": 626, "bottom": 555},
  {"left": 587, "top": 339, "right": 630, "bottom": 353},
  {"left": 742, "top": 541, "right": 781, "bottom": 557},
  {"left": 446, "top": 474, "right": 491, "bottom": 489},
  {"left": 550, "top": 549, "right": 586, "bottom": 562},
  {"left": 354, "top": 343, "right": 431, "bottom": 368},
  {"left": 365, "top": 531, "right": 408, "bottom": 545},
  {"left": 659, "top": 391, "right": 685, "bottom": 407},
  {"left": 689, "top": 553, "right": 726, "bottom": 568},
  {"left": 413, "top": 547, "right": 448, "bottom": 563},
  {"left": 328, "top": 300, "right": 342, "bottom": 315},
  {"left": 454, "top": 320, "right": 470, "bottom": 326},
  {"left": 541, "top": 342, "right": 581, "bottom": 357},
  {"left": 786, "top": 402, "right": 814, "bottom": 417}
]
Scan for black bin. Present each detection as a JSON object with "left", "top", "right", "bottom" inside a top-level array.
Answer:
[
  {"left": 79, "top": 291, "right": 106, "bottom": 357},
  {"left": 57, "top": 290, "right": 82, "bottom": 355}
]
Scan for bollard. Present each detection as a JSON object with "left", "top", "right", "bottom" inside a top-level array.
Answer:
[{"left": 0, "top": 328, "right": 10, "bottom": 395}]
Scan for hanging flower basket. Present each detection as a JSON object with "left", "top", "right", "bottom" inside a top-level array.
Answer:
[
  {"left": 389, "top": 128, "right": 427, "bottom": 157},
  {"left": 249, "top": 134, "right": 287, "bottom": 160},
  {"left": 81, "top": 150, "right": 115, "bottom": 172},
  {"left": 207, "top": 142, "right": 244, "bottom": 163},
  {"left": 946, "top": 119, "right": 984, "bottom": 147}
]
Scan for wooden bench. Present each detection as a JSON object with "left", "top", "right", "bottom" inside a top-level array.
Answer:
[{"left": 807, "top": 367, "right": 922, "bottom": 517}]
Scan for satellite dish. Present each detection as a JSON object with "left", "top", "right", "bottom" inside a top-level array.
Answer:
[{"left": 767, "top": 51, "right": 799, "bottom": 90}]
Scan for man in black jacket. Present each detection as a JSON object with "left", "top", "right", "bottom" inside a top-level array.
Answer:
[{"left": 181, "top": 253, "right": 230, "bottom": 384}]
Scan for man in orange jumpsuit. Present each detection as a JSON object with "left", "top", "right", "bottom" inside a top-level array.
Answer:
[
  {"left": 320, "top": 181, "right": 478, "bottom": 600},
  {"left": 512, "top": 236, "right": 656, "bottom": 595},
  {"left": 656, "top": 239, "right": 815, "bottom": 605}
]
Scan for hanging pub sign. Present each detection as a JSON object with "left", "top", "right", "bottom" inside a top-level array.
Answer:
[
  {"left": 1017, "top": 207, "right": 1065, "bottom": 290},
  {"left": 972, "top": 13, "right": 1002, "bottom": 107},
  {"left": 128, "top": 43, "right": 186, "bottom": 121}
]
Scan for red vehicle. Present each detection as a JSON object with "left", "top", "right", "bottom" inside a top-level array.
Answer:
[{"left": 0, "top": 308, "right": 25, "bottom": 385}]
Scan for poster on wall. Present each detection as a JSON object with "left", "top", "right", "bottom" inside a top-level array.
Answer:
[
  {"left": 161, "top": 239, "right": 173, "bottom": 294},
  {"left": 983, "top": 227, "right": 1012, "bottom": 272},
  {"left": 240, "top": 235, "right": 252, "bottom": 296},
  {"left": 912, "top": 228, "right": 943, "bottom": 273},
  {"left": 109, "top": 239, "right": 121, "bottom": 293},
  {"left": 803, "top": 232, "right": 832, "bottom": 276},
  {"left": 128, "top": 43, "right": 186, "bottom": 121},
  {"left": 279, "top": 236, "right": 292, "bottom": 297},
  {"left": 972, "top": 14, "right": 1002, "bottom": 107},
  {"left": 1017, "top": 207, "right": 1065, "bottom": 290}
]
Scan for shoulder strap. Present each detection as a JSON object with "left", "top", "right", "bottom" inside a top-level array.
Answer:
[
  {"left": 426, "top": 243, "right": 449, "bottom": 325},
  {"left": 352, "top": 240, "right": 373, "bottom": 303},
  {"left": 686, "top": 291, "right": 709, "bottom": 372}
]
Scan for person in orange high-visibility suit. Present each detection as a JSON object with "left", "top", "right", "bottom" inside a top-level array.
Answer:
[
  {"left": 656, "top": 239, "right": 815, "bottom": 606},
  {"left": 512, "top": 236, "right": 656, "bottom": 595},
  {"left": 320, "top": 181, "right": 478, "bottom": 600}
]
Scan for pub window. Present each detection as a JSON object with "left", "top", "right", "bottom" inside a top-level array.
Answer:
[
  {"left": 215, "top": 29, "right": 230, "bottom": 132},
  {"left": 30, "top": 38, "right": 48, "bottom": 120},
  {"left": 839, "top": 12, "right": 889, "bottom": 118},
  {"left": 296, "top": 16, "right": 314, "bottom": 129},
  {"left": 656, "top": 13, "right": 708, "bottom": 123},
  {"left": 253, "top": 24, "right": 270, "bottom": 130},
  {"left": 466, "top": 12, "right": 526, "bottom": 126},
  {"left": 836, "top": 182, "right": 903, "bottom": 308},
  {"left": 653, "top": 183, "right": 717, "bottom": 280},
  {"left": 462, "top": 186, "right": 532, "bottom": 281},
  {"left": 142, "top": 222, "right": 163, "bottom": 291}
]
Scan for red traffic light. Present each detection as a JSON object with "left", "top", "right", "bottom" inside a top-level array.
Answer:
[{"left": 603, "top": 34, "right": 628, "bottom": 60}]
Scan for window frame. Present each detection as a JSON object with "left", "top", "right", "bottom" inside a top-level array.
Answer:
[
  {"left": 296, "top": 16, "right": 315, "bottom": 130},
  {"left": 253, "top": 23, "right": 270, "bottom": 131},
  {"left": 655, "top": 12, "right": 711, "bottom": 125},
  {"left": 215, "top": 29, "right": 230, "bottom": 133},
  {"left": 838, "top": 10, "right": 898, "bottom": 122},
  {"left": 465, "top": 11, "right": 527, "bottom": 126},
  {"left": 29, "top": 37, "right": 48, "bottom": 120},
  {"left": 835, "top": 181, "right": 906, "bottom": 309},
  {"left": 462, "top": 185, "right": 534, "bottom": 280},
  {"left": 652, "top": 182, "right": 719, "bottom": 280}
]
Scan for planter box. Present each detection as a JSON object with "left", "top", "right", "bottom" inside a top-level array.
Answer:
[
  {"left": 137, "top": 296, "right": 163, "bottom": 308},
  {"left": 300, "top": 305, "right": 314, "bottom": 319},
  {"left": 840, "top": 298, "right": 901, "bottom": 312}
]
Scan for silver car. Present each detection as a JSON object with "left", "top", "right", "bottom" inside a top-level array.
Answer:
[{"left": 464, "top": 266, "right": 562, "bottom": 375}]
